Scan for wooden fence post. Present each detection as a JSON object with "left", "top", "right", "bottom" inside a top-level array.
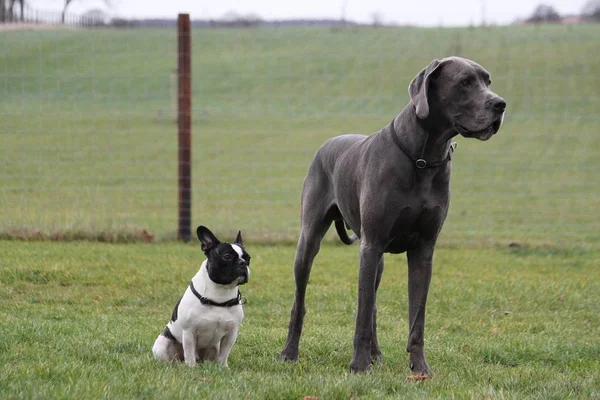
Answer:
[{"left": 177, "top": 13, "right": 192, "bottom": 242}]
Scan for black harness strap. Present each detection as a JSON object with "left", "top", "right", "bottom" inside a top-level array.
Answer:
[{"left": 189, "top": 280, "right": 244, "bottom": 307}]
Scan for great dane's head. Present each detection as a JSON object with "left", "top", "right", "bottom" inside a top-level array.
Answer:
[{"left": 409, "top": 56, "right": 506, "bottom": 141}]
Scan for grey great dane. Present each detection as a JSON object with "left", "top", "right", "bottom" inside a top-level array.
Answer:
[{"left": 280, "top": 57, "right": 506, "bottom": 374}]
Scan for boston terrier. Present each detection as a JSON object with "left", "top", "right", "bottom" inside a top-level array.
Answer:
[{"left": 152, "top": 225, "right": 250, "bottom": 367}]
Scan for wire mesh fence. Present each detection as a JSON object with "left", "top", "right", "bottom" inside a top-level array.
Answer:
[
  {"left": 1, "top": 21, "right": 599, "bottom": 247},
  {"left": 0, "top": 4, "right": 110, "bottom": 27}
]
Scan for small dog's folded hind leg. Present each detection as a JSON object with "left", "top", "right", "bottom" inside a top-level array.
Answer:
[{"left": 152, "top": 334, "right": 183, "bottom": 362}]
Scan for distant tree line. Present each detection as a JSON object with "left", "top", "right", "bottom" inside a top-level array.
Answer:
[
  {"left": 3, "top": 1, "right": 600, "bottom": 27},
  {"left": 581, "top": 0, "right": 600, "bottom": 20},
  {"left": 0, "top": 0, "right": 24, "bottom": 22},
  {"left": 0, "top": 0, "right": 111, "bottom": 24},
  {"left": 527, "top": 1, "right": 600, "bottom": 23}
]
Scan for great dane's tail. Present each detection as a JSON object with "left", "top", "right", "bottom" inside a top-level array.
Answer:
[{"left": 335, "top": 219, "right": 358, "bottom": 245}]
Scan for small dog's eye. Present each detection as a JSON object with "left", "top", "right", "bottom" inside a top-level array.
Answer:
[
  {"left": 223, "top": 254, "right": 233, "bottom": 261},
  {"left": 460, "top": 79, "right": 471, "bottom": 87}
]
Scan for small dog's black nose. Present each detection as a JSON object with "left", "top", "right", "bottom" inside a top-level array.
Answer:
[{"left": 492, "top": 98, "right": 506, "bottom": 113}]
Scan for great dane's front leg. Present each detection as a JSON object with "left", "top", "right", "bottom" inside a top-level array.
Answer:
[
  {"left": 371, "top": 257, "right": 384, "bottom": 364},
  {"left": 350, "top": 242, "right": 383, "bottom": 372},
  {"left": 406, "top": 242, "right": 435, "bottom": 375}
]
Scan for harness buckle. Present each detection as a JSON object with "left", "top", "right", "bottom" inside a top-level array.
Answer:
[{"left": 416, "top": 159, "right": 427, "bottom": 169}]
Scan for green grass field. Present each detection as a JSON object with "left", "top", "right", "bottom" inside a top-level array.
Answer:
[
  {"left": 1, "top": 24, "right": 599, "bottom": 399},
  {"left": 1, "top": 241, "right": 598, "bottom": 399},
  {"left": 1, "top": 24, "right": 599, "bottom": 246}
]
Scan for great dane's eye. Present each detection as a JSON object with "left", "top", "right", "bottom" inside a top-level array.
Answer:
[
  {"left": 460, "top": 79, "right": 471, "bottom": 87},
  {"left": 488, "top": 79, "right": 492, "bottom": 86}
]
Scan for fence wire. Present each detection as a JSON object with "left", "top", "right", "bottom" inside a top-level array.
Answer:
[{"left": 1, "top": 21, "right": 599, "bottom": 247}]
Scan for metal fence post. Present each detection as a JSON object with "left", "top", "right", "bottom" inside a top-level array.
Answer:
[{"left": 177, "top": 13, "right": 192, "bottom": 241}]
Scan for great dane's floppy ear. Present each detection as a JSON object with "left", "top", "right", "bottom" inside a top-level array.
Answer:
[
  {"left": 234, "top": 230, "right": 244, "bottom": 247},
  {"left": 409, "top": 59, "right": 445, "bottom": 119},
  {"left": 196, "top": 226, "right": 220, "bottom": 253}
]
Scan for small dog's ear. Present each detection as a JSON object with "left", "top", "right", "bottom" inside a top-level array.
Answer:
[
  {"left": 196, "top": 226, "right": 220, "bottom": 253},
  {"left": 235, "top": 230, "right": 244, "bottom": 247}
]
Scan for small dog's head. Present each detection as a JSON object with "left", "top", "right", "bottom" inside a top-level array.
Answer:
[{"left": 196, "top": 226, "right": 250, "bottom": 286}]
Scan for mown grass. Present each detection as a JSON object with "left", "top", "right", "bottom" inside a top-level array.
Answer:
[
  {"left": 1, "top": 25, "right": 599, "bottom": 246},
  {"left": 1, "top": 240, "right": 598, "bottom": 399}
]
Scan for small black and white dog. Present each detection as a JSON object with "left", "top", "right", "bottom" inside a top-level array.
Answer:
[{"left": 152, "top": 226, "right": 250, "bottom": 367}]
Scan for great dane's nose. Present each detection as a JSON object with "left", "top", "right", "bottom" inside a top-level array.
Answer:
[{"left": 491, "top": 97, "right": 506, "bottom": 113}]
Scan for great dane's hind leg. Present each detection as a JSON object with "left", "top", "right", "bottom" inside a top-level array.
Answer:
[
  {"left": 350, "top": 242, "right": 383, "bottom": 372},
  {"left": 371, "top": 257, "right": 384, "bottom": 364},
  {"left": 406, "top": 243, "right": 434, "bottom": 376},
  {"left": 280, "top": 216, "right": 331, "bottom": 362}
]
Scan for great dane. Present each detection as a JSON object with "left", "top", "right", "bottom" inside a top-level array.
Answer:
[{"left": 280, "top": 57, "right": 506, "bottom": 374}]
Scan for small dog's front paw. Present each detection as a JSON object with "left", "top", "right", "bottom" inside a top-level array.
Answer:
[{"left": 185, "top": 360, "right": 197, "bottom": 368}]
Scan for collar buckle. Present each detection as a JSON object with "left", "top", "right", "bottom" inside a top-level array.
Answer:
[{"left": 389, "top": 120, "right": 456, "bottom": 169}]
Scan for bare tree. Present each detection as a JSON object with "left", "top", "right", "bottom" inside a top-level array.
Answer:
[
  {"left": 0, "top": 0, "right": 6, "bottom": 23},
  {"left": 62, "top": 0, "right": 111, "bottom": 24},
  {"left": 370, "top": 12, "right": 383, "bottom": 27},
  {"left": 581, "top": 0, "right": 600, "bottom": 21},
  {"left": 7, "top": 0, "right": 24, "bottom": 22},
  {"left": 0, "top": 0, "right": 21, "bottom": 23},
  {"left": 526, "top": 4, "right": 561, "bottom": 23}
]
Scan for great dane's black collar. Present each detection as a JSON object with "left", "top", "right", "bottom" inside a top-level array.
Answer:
[
  {"left": 389, "top": 120, "right": 457, "bottom": 169},
  {"left": 189, "top": 280, "right": 245, "bottom": 307}
]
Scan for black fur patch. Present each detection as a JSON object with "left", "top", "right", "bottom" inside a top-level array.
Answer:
[
  {"left": 161, "top": 326, "right": 178, "bottom": 343},
  {"left": 170, "top": 297, "right": 182, "bottom": 322}
]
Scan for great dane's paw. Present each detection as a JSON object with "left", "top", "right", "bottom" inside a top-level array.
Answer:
[
  {"left": 279, "top": 347, "right": 299, "bottom": 362},
  {"left": 371, "top": 351, "right": 383, "bottom": 365},
  {"left": 349, "top": 355, "right": 373, "bottom": 373},
  {"left": 409, "top": 359, "right": 432, "bottom": 377}
]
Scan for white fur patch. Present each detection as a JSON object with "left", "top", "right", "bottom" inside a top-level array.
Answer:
[
  {"left": 231, "top": 244, "right": 250, "bottom": 278},
  {"left": 231, "top": 244, "right": 244, "bottom": 259}
]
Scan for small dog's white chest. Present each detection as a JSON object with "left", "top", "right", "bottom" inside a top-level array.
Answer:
[{"left": 195, "top": 312, "right": 241, "bottom": 346}]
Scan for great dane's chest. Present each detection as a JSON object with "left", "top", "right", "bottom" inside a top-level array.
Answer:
[
  {"left": 365, "top": 173, "right": 450, "bottom": 253},
  {"left": 384, "top": 202, "right": 446, "bottom": 253}
]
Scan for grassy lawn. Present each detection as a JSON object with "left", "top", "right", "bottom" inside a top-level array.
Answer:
[
  {"left": 1, "top": 25, "right": 599, "bottom": 247},
  {"left": 1, "top": 240, "right": 598, "bottom": 399},
  {"left": 1, "top": 23, "right": 599, "bottom": 399}
]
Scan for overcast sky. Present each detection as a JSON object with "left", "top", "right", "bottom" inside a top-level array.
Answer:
[{"left": 32, "top": 0, "right": 587, "bottom": 27}]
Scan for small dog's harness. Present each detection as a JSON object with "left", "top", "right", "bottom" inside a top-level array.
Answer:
[{"left": 189, "top": 280, "right": 245, "bottom": 307}]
